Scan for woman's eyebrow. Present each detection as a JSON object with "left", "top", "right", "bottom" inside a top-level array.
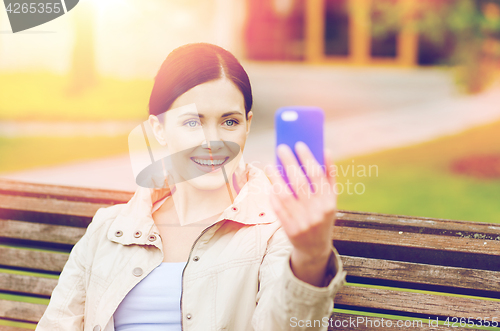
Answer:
[
  {"left": 178, "top": 111, "right": 244, "bottom": 118},
  {"left": 180, "top": 112, "right": 203, "bottom": 118},
  {"left": 221, "top": 111, "right": 244, "bottom": 118}
]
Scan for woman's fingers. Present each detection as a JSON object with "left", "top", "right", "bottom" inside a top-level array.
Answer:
[
  {"left": 324, "top": 148, "right": 336, "bottom": 187},
  {"left": 277, "top": 144, "right": 310, "bottom": 199},
  {"left": 265, "top": 164, "right": 309, "bottom": 235},
  {"left": 294, "top": 142, "right": 325, "bottom": 195},
  {"left": 323, "top": 148, "right": 338, "bottom": 212}
]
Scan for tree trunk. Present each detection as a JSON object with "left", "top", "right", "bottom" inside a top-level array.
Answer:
[{"left": 66, "top": 1, "right": 96, "bottom": 96}]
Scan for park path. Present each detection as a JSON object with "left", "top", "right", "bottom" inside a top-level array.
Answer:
[{"left": 1, "top": 65, "right": 499, "bottom": 191}]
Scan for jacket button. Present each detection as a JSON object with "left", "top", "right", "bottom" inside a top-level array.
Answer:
[
  {"left": 231, "top": 207, "right": 238, "bottom": 212},
  {"left": 132, "top": 267, "right": 143, "bottom": 277},
  {"left": 115, "top": 230, "right": 123, "bottom": 237},
  {"left": 193, "top": 256, "right": 199, "bottom": 262},
  {"left": 186, "top": 313, "right": 192, "bottom": 319},
  {"left": 93, "top": 326, "right": 101, "bottom": 331},
  {"left": 259, "top": 212, "right": 265, "bottom": 217},
  {"left": 134, "top": 231, "right": 142, "bottom": 238},
  {"left": 148, "top": 234, "right": 157, "bottom": 242}
]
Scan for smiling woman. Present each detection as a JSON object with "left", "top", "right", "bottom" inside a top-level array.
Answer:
[{"left": 35, "top": 43, "right": 346, "bottom": 331}]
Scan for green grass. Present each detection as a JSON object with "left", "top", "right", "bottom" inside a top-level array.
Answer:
[
  {"left": 336, "top": 120, "right": 500, "bottom": 223},
  {"left": 0, "top": 72, "right": 152, "bottom": 121},
  {"left": 0, "top": 135, "right": 129, "bottom": 173}
]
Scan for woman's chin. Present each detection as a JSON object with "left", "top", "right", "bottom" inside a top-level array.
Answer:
[{"left": 184, "top": 175, "right": 233, "bottom": 192}]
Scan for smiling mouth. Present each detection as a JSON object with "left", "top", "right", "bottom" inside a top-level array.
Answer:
[{"left": 190, "top": 157, "right": 229, "bottom": 167}]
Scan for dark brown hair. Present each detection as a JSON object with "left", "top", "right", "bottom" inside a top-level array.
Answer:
[{"left": 149, "top": 43, "right": 253, "bottom": 121}]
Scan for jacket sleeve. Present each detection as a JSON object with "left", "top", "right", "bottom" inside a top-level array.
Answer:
[
  {"left": 251, "top": 226, "right": 347, "bottom": 331},
  {"left": 35, "top": 207, "right": 118, "bottom": 331}
]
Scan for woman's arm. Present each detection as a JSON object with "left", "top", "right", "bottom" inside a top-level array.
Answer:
[
  {"left": 266, "top": 143, "right": 341, "bottom": 288},
  {"left": 35, "top": 206, "right": 118, "bottom": 330},
  {"left": 253, "top": 143, "right": 346, "bottom": 330},
  {"left": 251, "top": 226, "right": 346, "bottom": 331},
  {"left": 35, "top": 228, "right": 88, "bottom": 330}
]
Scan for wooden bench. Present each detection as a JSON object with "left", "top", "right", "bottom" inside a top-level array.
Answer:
[{"left": 0, "top": 179, "right": 499, "bottom": 330}]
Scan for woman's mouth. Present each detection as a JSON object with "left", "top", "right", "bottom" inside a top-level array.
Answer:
[{"left": 190, "top": 156, "right": 229, "bottom": 172}]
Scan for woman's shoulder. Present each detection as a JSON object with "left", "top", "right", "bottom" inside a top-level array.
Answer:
[{"left": 85, "top": 203, "right": 127, "bottom": 237}]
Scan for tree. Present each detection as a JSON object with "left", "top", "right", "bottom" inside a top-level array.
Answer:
[
  {"left": 66, "top": 0, "right": 97, "bottom": 96},
  {"left": 372, "top": 0, "right": 500, "bottom": 93}
]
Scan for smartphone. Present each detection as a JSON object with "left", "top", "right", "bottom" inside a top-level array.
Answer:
[{"left": 275, "top": 106, "right": 325, "bottom": 191}]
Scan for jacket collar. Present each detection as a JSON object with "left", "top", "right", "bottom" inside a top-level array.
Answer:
[{"left": 107, "top": 164, "right": 278, "bottom": 246}]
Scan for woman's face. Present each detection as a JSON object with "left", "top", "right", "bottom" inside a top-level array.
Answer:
[{"left": 150, "top": 78, "right": 253, "bottom": 191}]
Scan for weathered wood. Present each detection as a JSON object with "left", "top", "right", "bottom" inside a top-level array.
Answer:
[
  {"left": 336, "top": 210, "right": 500, "bottom": 239},
  {"left": 0, "top": 247, "right": 68, "bottom": 272},
  {"left": 0, "top": 194, "right": 110, "bottom": 219},
  {"left": 0, "top": 219, "right": 86, "bottom": 245},
  {"left": 341, "top": 256, "right": 500, "bottom": 294},
  {"left": 327, "top": 312, "right": 470, "bottom": 331},
  {"left": 0, "top": 299, "right": 46, "bottom": 323},
  {"left": 334, "top": 226, "right": 500, "bottom": 271},
  {"left": 335, "top": 227, "right": 500, "bottom": 256},
  {"left": 336, "top": 286, "right": 500, "bottom": 319},
  {"left": 0, "top": 273, "right": 58, "bottom": 297},
  {"left": 0, "top": 178, "right": 133, "bottom": 204},
  {"left": 0, "top": 325, "right": 34, "bottom": 331}
]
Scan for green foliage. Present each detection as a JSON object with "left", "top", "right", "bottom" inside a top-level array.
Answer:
[{"left": 370, "top": 0, "right": 500, "bottom": 93}]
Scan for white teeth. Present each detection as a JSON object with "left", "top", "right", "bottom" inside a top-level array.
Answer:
[{"left": 193, "top": 158, "right": 225, "bottom": 166}]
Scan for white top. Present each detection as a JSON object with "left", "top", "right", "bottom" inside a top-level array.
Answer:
[
  {"left": 114, "top": 195, "right": 186, "bottom": 331},
  {"left": 113, "top": 261, "right": 187, "bottom": 331}
]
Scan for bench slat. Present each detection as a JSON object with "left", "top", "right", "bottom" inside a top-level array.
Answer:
[
  {"left": 0, "top": 325, "right": 34, "bottom": 331},
  {"left": 336, "top": 286, "right": 500, "bottom": 319},
  {"left": 328, "top": 312, "right": 470, "bottom": 331},
  {"left": 342, "top": 256, "right": 500, "bottom": 294},
  {"left": 334, "top": 226, "right": 500, "bottom": 256},
  {"left": 0, "top": 299, "right": 46, "bottom": 323},
  {"left": 0, "top": 178, "right": 133, "bottom": 204},
  {"left": 337, "top": 211, "right": 500, "bottom": 236},
  {"left": 0, "top": 273, "right": 58, "bottom": 297},
  {"left": 0, "top": 194, "right": 109, "bottom": 218},
  {"left": 0, "top": 247, "right": 68, "bottom": 273},
  {"left": 0, "top": 220, "right": 86, "bottom": 245}
]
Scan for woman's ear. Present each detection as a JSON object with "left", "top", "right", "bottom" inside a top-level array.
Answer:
[
  {"left": 148, "top": 114, "right": 167, "bottom": 146},
  {"left": 245, "top": 111, "right": 253, "bottom": 136}
]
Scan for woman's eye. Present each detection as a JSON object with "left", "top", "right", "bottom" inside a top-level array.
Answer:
[
  {"left": 225, "top": 119, "right": 238, "bottom": 126},
  {"left": 185, "top": 120, "right": 199, "bottom": 127}
]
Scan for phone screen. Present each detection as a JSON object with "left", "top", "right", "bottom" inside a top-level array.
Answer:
[{"left": 275, "top": 106, "right": 325, "bottom": 192}]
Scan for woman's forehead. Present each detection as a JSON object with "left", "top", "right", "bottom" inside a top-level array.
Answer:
[
  {"left": 169, "top": 79, "right": 245, "bottom": 113},
  {"left": 164, "top": 103, "right": 245, "bottom": 121}
]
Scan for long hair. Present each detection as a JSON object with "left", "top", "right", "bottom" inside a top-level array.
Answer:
[{"left": 149, "top": 43, "right": 253, "bottom": 121}]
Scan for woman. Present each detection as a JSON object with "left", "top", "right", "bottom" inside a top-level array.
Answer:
[{"left": 36, "top": 43, "right": 346, "bottom": 331}]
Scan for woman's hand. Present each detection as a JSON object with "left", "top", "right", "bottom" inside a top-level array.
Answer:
[{"left": 265, "top": 142, "right": 337, "bottom": 287}]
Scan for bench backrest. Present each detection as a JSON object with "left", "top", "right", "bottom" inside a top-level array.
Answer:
[
  {"left": 0, "top": 179, "right": 132, "bottom": 329},
  {"left": 0, "top": 179, "right": 499, "bottom": 330}
]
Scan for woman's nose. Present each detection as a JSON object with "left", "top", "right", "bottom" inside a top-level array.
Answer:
[
  {"left": 201, "top": 127, "right": 223, "bottom": 150},
  {"left": 201, "top": 140, "right": 224, "bottom": 151}
]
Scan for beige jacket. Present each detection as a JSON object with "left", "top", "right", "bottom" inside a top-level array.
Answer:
[{"left": 36, "top": 164, "right": 346, "bottom": 331}]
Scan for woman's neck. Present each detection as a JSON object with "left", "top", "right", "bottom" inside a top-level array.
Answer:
[{"left": 155, "top": 175, "right": 240, "bottom": 227}]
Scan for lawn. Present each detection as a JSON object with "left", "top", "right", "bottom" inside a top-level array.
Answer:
[
  {"left": 0, "top": 72, "right": 152, "bottom": 121},
  {"left": 0, "top": 135, "right": 129, "bottom": 174},
  {"left": 335, "top": 119, "right": 500, "bottom": 223},
  {"left": 1, "top": 119, "right": 499, "bottom": 224}
]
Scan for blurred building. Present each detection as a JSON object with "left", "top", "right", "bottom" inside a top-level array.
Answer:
[{"left": 243, "top": 0, "right": 480, "bottom": 66}]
